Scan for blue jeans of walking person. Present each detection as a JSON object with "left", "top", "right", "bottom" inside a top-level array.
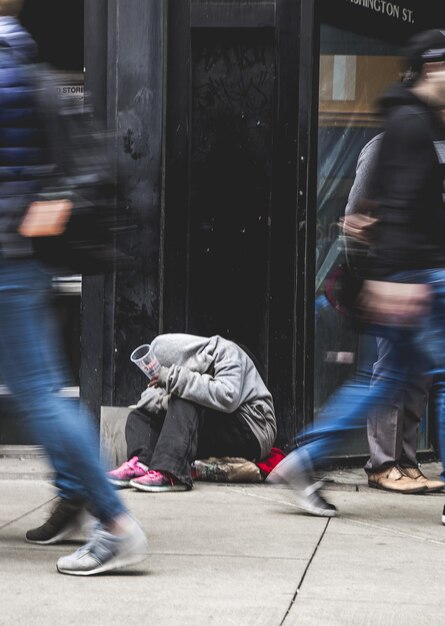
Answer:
[
  {"left": 0, "top": 258, "right": 126, "bottom": 524},
  {"left": 299, "top": 269, "right": 445, "bottom": 480}
]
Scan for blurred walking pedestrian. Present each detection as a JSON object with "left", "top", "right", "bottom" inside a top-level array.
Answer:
[
  {"left": 268, "top": 29, "right": 445, "bottom": 520},
  {"left": 344, "top": 135, "right": 442, "bottom": 494},
  {"left": 0, "top": 0, "right": 148, "bottom": 575}
]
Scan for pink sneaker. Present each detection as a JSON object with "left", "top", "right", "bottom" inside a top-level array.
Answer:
[
  {"left": 107, "top": 456, "right": 148, "bottom": 488},
  {"left": 130, "top": 470, "right": 189, "bottom": 492}
]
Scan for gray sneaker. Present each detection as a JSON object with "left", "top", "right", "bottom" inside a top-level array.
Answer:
[
  {"left": 266, "top": 447, "right": 337, "bottom": 518},
  {"left": 56, "top": 518, "right": 148, "bottom": 576}
]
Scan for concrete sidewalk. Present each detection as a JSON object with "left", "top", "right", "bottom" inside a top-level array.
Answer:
[{"left": 1, "top": 457, "right": 444, "bottom": 626}]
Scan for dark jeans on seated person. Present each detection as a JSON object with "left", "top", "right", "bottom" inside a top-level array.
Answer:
[{"left": 125, "top": 396, "right": 261, "bottom": 487}]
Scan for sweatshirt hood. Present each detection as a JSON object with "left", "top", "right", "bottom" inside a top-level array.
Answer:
[{"left": 151, "top": 334, "right": 219, "bottom": 372}]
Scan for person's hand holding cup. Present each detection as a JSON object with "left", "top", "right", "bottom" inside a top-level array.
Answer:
[{"left": 130, "top": 344, "right": 162, "bottom": 384}]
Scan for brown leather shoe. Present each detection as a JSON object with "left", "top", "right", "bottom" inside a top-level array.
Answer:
[
  {"left": 400, "top": 466, "right": 444, "bottom": 493},
  {"left": 368, "top": 465, "right": 427, "bottom": 494}
]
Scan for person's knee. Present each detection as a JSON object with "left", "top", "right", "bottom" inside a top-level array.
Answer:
[
  {"left": 125, "top": 409, "right": 141, "bottom": 436},
  {"left": 168, "top": 396, "right": 195, "bottom": 411}
]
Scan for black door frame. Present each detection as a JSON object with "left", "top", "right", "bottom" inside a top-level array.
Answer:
[
  {"left": 82, "top": 0, "right": 320, "bottom": 448},
  {"left": 81, "top": 0, "right": 108, "bottom": 418},
  {"left": 268, "top": 0, "right": 319, "bottom": 446},
  {"left": 82, "top": 0, "right": 167, "bottom": 414},
  {"left": 162, "top": 0, "right": 319, "bottom": 447}
]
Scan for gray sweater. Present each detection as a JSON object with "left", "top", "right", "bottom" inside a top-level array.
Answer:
[
  {"left": 135, "top": 333, "right": 276, "bottom": 459},
  {"left": 345, "top": 133, "right": 383, "bottom": 216},
  {"left": 343, "top": 133, "right": 383, "bottom": 266}
]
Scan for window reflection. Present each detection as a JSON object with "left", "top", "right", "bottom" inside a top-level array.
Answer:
[{"left": 314, "top": 25, "right": 407, "bottom": 455}]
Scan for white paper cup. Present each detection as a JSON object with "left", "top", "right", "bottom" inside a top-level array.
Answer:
[{"left": 130, "top": 344, "right": 161, "bottom": 380}]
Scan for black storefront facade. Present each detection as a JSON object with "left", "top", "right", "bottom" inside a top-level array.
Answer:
[{"left": 2, "top": 0, "right": 444, "bottom": 463}]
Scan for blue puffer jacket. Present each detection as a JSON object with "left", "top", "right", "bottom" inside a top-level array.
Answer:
[{"left": 0, "top": 17, "right": 52, "bottom": 257}]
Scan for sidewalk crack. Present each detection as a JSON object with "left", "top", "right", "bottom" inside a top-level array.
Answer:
[
  {"left": 279, "top": 518, "right": 331, "bottom": 625},
  {"left": 0, "top": 497, "right": 56, "bottom": 531}
]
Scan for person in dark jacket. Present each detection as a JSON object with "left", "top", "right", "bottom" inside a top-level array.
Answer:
[
  {"left": 0, "top": 1, "right": 148, "bottom": 575},
  {"left": 268, "top": 29, "right": 445, "bottom": 520},
  {"left": 344, "top": 135, "right": 442, "bottom": 494}
]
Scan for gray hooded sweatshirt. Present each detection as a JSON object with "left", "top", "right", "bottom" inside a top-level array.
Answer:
[{"left": 135, "top": 333, "right": 276, "bottom": 460}]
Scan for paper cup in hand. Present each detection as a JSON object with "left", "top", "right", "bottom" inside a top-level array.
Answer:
[{"left": 130, "top": 344, "right": 161, "bottom": 380}]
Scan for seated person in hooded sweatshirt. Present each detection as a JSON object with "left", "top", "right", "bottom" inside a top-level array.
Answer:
[{"left": 107, "top": 333, "right": 277, "bottom": 491}]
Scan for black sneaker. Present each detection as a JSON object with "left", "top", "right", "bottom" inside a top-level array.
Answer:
[
  {"left": 26, "top": 497, "right": 86, "bottom": 545},
  {"left": 442, "top": 505, "right": 445, "bottom": 526}
]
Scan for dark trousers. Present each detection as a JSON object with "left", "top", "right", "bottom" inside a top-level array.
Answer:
[
  {"left": 125, "top": 397, "right": 261, "bottom": 487},
  {"left": 365, "top": 335, "right": 431, "bottom": 473}
]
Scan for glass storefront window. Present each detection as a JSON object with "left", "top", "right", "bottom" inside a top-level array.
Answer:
[{"left": 313, "top": 24, "right": 432, "bottom": 455}]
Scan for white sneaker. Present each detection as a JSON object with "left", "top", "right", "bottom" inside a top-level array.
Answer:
[
  {"left": 56, "top": 517, "right": 148, "bottom": 576},
  {"left": 293, "top": 480, "right": 337, "bottom": 518},
  {"left": 267, "top": 448, "right": 337, "bottom": 518}
]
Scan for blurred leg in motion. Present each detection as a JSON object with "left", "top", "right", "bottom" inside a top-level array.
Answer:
[
  {"left": 268, "top": 270, "right": 445, "bottom": 514},
  {"left": 0, "top": 259, "right": 148, "bottom": 574}
]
